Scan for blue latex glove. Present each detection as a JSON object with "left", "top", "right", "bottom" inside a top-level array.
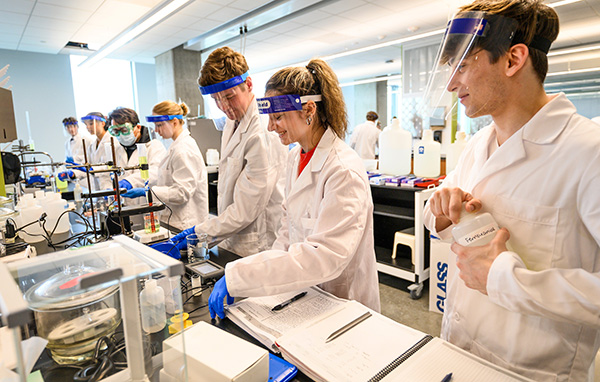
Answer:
[
  {"left": 208, "top": 276, "right": 234, "bottom": 319},
  {"left": 149, "top": 241, "right": 181, "bottom": 259},
  {"left": 170, "top": 226, "right": 196, "bottom": 250},
  {"left": 118, "top": 179, "right": 132, "bottom": 191},
  {"left": 66, "top": 156, "right": 75, "bottom": 164},
  {"left": 58, "top": 170, "right": 74, "bottom": 181},
  {"left": 27, "top": 175, "right": 46, "bottom": 185},
  {"left": 122, "top": 187, "right": 146, "bottom": 198}
]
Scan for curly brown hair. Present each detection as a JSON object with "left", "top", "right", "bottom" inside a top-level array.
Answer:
[{"left": 198, "top": 47, "right": 249, "bottom": 89}]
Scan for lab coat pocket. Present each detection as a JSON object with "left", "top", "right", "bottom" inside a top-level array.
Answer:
[
  {"left": 219, "top": 157, "right": 243, "bottom": 194},
  {"left": 491, "top": 196, "right": 558, "bottom": 271}
]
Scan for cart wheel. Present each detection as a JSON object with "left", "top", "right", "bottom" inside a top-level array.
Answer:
[{"left": 408, "top": 283, "right": 423, "bottom": 300}]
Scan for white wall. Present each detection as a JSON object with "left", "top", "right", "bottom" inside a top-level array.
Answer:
[{"left": 1, "top": 48, "right": 77, "bottom": 162}]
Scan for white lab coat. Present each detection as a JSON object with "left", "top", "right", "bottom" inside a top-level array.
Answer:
[
  {"left": 226, "top": 128, "right": 381, "bottom": 312},
  {"left": 65, "top": 133, "right": 84, "bottom": 163},
  {"left": 114, "top": 139, "right": 166, "bottom": 203},
  {"left": 423, "top": 93, "right": 600, "bottom": 382},
  {"left": 195, "top": 97, "right": 286, "bottom": 257},
  {"left": 350, "top": 120, "right": 380, "bottom": 159},
  {"left": 73, "top": 133, "right": 113, "bottom": 191},
  {"left": 150, "top": 130, "right": 208, "bottom": 230}
]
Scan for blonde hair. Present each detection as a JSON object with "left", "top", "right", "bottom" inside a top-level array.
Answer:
[
  {"left": 152, "top": 100, "right": 189, "bottom": 116},
  {"left": 198, "top": 47, "right": 249, "bottom": 88},
  {"left": 265, "top": 59, "right": 348, "bottom": 139}
]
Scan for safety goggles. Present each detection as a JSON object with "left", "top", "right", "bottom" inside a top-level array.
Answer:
[
  {"left": 108, "top": 123, "right": 133, "bottom": 137},
  {"left": 81, "top": 115, "right": 106, "bottom": 123},
  {"left": 198, "top": 72, "right": 249, "bottom": 95},
  {"left": 145, "top": 115, "right": 183, "bottom": 123},
  {"left": 422, "top": 11, "right": 518, "bottom": 120},
  {"left": 256, "top": 94, "right": 322, "bottom": 114}
]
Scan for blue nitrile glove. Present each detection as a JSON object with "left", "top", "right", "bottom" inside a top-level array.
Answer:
[
  {"left": 170, "top": 226, "right": 196, "bottom": 250},
  {"left": 66, "top": 156, "right": 75, "bottom": 164},
  {"left": 149, "top": 241, "right": 181, "bottom": 259},
  {"left": 27, "top": 175, "right": 46, "bottom": 185},
  {"left": 118, "top": 179, "right": 132, "bottom": 191},
  {"left": 58, "top": 170, "right": 75, "bottom": 181},
  {"left": 122, "top": 187, "right": 146, "bottom": 198},
  {"left": 208, "top": 276, "right": 234, "bottom": 319}
]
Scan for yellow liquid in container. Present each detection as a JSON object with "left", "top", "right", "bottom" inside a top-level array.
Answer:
[
  {"left": 56, "top": 175, "right": 68, "bottom": 190},
  {"left": 139, "top": 156, "right": 149, "bottom": 180}
]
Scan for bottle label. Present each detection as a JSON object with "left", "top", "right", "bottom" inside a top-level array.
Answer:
[
  {"left": 418, "top": 146, "right": 425, "bottom": 154},
  {"left": 457, "top": 223, "right": 499, "bottom": 246}
]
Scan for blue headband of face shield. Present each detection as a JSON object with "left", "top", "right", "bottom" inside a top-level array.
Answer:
[
  {"left": 447, "top": 17, "right": 488, "bottom": 36},
  {"left": 145, "top": 115, "right": 183, "bottom": 122},
  {"left": 63, "top": 121, "right": 78, "bottom": 126},
  {"left": 81, "top": 115, "right": 106, "bottom": 123},
  {"left": 256, "top": 94, "right": 322, "bottom": 114},
  {"left": 198, "top": 72, "right": 249, "bottom": 95}
]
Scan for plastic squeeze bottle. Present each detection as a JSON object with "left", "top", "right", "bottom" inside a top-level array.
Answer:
[
  {"left": 140, "top": 279, "right": 166, "bottom": 333},
  {"left": 451, "top": 204, "right": 500, "bottom": 247}
]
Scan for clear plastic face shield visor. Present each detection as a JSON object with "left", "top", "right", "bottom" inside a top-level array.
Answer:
[
  {"left": 199, "top": 72, "right": 249, "bottom": 118},
  {"left": 81, "top": 115, "right": 106, "bottom": 136},
  {"left": 146, "top": 115, "right": 183, "bottom": 138},
  {"left": 421, "top": 11, "right": 518, "bottom": 121},
  {"left": 63, "top": 121, "right": 78, "bottom": 138}
]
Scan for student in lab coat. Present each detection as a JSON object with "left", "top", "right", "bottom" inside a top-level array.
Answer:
[
  {"left": 80, "top": 112, "right": 113, "bottom": 190},
  {"left": 208, "top": 59, "right": 381, "bottom": 319},
  {"left": 349, "top": 111, "right": 381, "bottom": 159},
  {"left": 130, "top": 100, "right": 208, "bottom": 229},
  {"left": 167, "top": 47, "right": 286, "bottom": 257},
  {"left": 62, "top": 117, "right": 84, "bottom": 164},
  {"left": 107, "top": 107, "right": 166, "bottom": 203},
  {"left": 422, "top": 2, "right": 600, "bottom": 381}
]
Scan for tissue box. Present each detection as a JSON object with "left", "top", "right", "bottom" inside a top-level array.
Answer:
[{"left": 161, "top": 321, "right": 268, "bottom": 382}]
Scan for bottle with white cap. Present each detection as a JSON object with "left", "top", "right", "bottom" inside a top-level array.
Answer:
[
  {"left": 378, "top": 118, "right": 412, "bottom": 176},
  {"left": 451, "top": 204, "right": 500, "bottom": 247},
  {"left": 140, "top": 279, "right": 166, "bottom": 333},
  {"left": 414, "top": 129, "right": 441, "bottom": 177}
]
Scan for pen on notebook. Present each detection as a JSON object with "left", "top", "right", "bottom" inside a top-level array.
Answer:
[
  {"left": 441, "top": 372, "right": 453, "bottom": 382},
  {"left": 271, "top": 291, "right": 307, "bottom": 311},
  {"left": 325, "top": 311, "right": 372, "bottom": 343}
]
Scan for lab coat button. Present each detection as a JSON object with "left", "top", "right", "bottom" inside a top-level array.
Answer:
[{"left": 454, "top": 312, "right": 460, "bottom": 321}]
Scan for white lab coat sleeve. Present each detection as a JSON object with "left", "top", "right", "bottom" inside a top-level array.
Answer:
[
  {"left": 270, "top": 200, "right": 290, "bottom": 251},
  {"left": 226, "top": 168, "right": 369, "bottom": 297},
  {"left": 487, "top": 157, "right": 600, "bottom": 329},
  {"left": 151, "top": 150, "right": 204, "bottom": 206},
  {"left": 125, "top": 140, "right": 166, "bottom": 188},
  {"left": 196, "top": 133, "right": 276, "bottom": 239}
]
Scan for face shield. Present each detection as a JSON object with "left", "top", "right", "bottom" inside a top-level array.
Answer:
[
  {"left": 256, "top": 94, "right": 322, "bottom": 115},
  {"left": 146, "top": 115, "right": 183, "bottom": 139},
  {"left": 199, "top": 72, "right": 249, "bottom": 121},
  {"left": 422, "top": 11, "right": 518, "bottom": 121},
  {"left": 81, "top": 114, "right": 106, "bottom": 136},
  {"left": 63, "top": 121, "right": 78, "bottom": 138}
]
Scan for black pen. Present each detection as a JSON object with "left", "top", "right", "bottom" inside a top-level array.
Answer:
[
  {"left": 441, "top": 372, "right": 453, "bottom": 382},
  {"left": 272, "top": 291, "right": 307, "bottom": 311}
]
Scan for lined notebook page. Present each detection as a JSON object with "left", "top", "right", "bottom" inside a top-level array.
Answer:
[
  {"left": 277, "top": 301, "right": 426, "bottom": 382},
  {"left": 381, "top": 338, "right": 533, "bottom": 382}
]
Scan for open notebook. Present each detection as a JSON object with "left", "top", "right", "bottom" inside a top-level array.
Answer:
[{"left": 226, "top": 288, "right": 533, "bottom": 382}]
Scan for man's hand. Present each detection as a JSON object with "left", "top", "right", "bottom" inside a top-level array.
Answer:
[
  {"left": 428, "top": 187, "right": 482, "bottom": 232},
  {"left": 451, "top": 228, "right": 510, "bottom": 295}
]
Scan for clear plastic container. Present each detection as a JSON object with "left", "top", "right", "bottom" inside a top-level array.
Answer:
[
  {"left": 452, "top": 206, "right": 500, "bottom": 247},
  {"left": 414, "top": 129, "right": 441, "bottom": 177},
  {"left": 446, "top": 131, "right": 467, "bottom": 173},
  {"left": 378, "top": 118, "right": 412, "bottom": 176},
  {"left": 140, "top": 279, "right": 166, "bottom": 334}
]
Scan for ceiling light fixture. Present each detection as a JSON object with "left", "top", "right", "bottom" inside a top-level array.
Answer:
[
  {"left": 547, "top": 67, "right": 600, "bottom": 77},
  {"left": 547, "top": 0, "right": 583, "bottom": 8},
  {"left": 79, "top": 0, "right": 194, "bottom": 68},
  {"left": 548, "top": 44, "right": 600, "bottom": 57}
]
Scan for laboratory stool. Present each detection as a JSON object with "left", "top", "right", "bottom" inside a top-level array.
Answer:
[{"left": 391, "top": 227, "right": 415, "bottom": 264}]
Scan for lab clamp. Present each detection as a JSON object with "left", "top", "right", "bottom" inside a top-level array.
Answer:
[
  {"left": 12, "top": 140, "right": 60, "bottom": 189},
  {"left": 70, "top": 137, "right": 165, "bottom": 241}
]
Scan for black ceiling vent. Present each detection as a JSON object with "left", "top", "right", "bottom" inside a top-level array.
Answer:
[{"left": 64, "top": 41, "right": 91, "bottom": 50}]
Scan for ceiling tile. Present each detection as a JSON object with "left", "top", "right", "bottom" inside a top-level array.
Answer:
[
  {"left": 0, "top": 41, "right": 19, "bottom": 50},
  {"left": 319, "top": 0, "right": 367, "bottom": 15},
  {"left": 0, "top": 0, "right": 35, "bottom": 15},
  {"left": 181, "top": 2, "right": 222, "bottom": 18},
  {"left": 32, "top": 3, "right": 93, "bottom": 21},
  {"left": 0, "top": 11, "right": 30, "bottom": 26},
  {"left": 205, "top": 6, "right": 246, "bottom": 22},
  {"left": 27, "top": 16, "right": 84, "bottom": 33},
  {"left": 37, "top": 0, "right": 104, "bottom": 12},
  {"left": 186, "top": 18, "right": 222, "bottom": 33},
  {"left": 228, "top": 0, "right": 272, "bottom": 12}
]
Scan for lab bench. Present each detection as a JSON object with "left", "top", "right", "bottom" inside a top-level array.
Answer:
[{"left": 370, "top": 184, "right": 435, "bottom": 299}]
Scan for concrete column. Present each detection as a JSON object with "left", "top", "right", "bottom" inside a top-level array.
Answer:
[
  {"left": 155, "top": 45, "right": 204, "bottom": 117},
  {"left": 376, "top": 81, "right": 388, "bottom": 126}
]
